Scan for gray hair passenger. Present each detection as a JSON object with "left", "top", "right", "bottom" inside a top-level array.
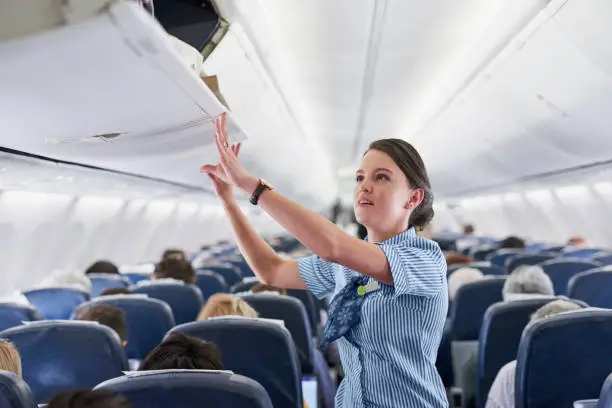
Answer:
[{"left": 503, "top": 265, "right": 554, "bottom": 301}]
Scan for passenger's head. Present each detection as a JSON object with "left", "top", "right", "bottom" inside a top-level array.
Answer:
[
  {"left": 530, "top": 299, "right": 584, "bottom": 322},
  {"left": 99, "top": 287, "right": 131, "bottom": 296},
  {"left": 138, "top": 332, "right": 223, "bottom": 371},
  {"left": 499, "top": 236, "right": 526, "bottom": 249},
  {"left": 0, "top": 339, "right": 21, "bottom": 378},
  {"left": 445, "top": 252, "right": 473, "bottom": 266},
  {"left": 568, "top": 236, "right": 586, "bottom": 247},
  {"left": 85, "top": 260, "right": 119, "bottom": 275},
  {"left": 448, "top": 267, "right": 484, "bottom": 301},
  {"left": 162, "top": 248, "right": 187, "bottom": 261},
  {"left": 355, "top": 139, "right": 433, "bottom": 238},
  {"left": 153, "top": 258, "right": 196, "bottom": 285},
  {"left": 74, "top": 304, "right": 127, "bottom": 346},
  {"left": 197, "top": 293, "right": 258, "bottom": 321},
  {"left": 463, "top": 224, "right": 475, "bottom": 235},
  {"left": 251, "top": 283, "right": 287, "bottom": 296},
  {"left": 47, "top": 389, "right": 133, "bottom": 408},
  {"left": 503, "top": 265, "right": 554, "bottom": 301}
]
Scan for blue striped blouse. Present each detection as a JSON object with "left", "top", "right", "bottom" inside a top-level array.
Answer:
[{"left": 298, "top": 228, "right": 448, "bottom": 407}]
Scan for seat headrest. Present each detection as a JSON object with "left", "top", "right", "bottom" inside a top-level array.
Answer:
[
  {"left": 0, "top": 321, "right": 128, "bottom": 404},
  {"left": 84, "top": 296, "right": 175, "bottom": 360},
  {"left": 170, "top": 318, "right": 301, "bottom": 408},
  {"left": 450, "top": 277, "right": 506, "bottom": 341},
  {"left": 96, "top": 369, "right": 272, "bottom": 408},
  {"left": 0, "top": 370, "right": 36, "bottom": 408},
  {"left": 131, "top": 283, "right": 203, "bottom": 325},
  {"left": 516, "top": 309, "right": 612, "bottom": 408}
]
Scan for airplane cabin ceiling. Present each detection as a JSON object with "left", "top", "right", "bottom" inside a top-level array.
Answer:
[{"left": 215, "top": 0, "right": 612, "bottom": 198}]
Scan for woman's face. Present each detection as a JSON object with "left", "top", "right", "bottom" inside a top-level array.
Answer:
[{"left": 354, "top": 149, "right": 423, "bottom": 235}]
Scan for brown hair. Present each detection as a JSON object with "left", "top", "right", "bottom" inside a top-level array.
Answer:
[
  {"left": 0, "top": 339, "right": 21, "bottom": 378},
  {"left": 99, "top": 287, "right": 131, "bottom": 296},
  {"left": 197, "top": 294, "right": 258, "bottom": 321},
  {"left": 162, "top": 248, "right": 187, "bottom": 261},
  {"left": 367, "top": 139, "right": 434, "bottom": 230},
  {"left": 153, "top": 258, "right": 196, "bottom": 285},
  {"left": 139, "top": 332, "right": 223, "bottom": 371},
  {"left": 75, "top": 304, "right": 127, "bottom": 342},
  {"left": 85, "top": 260, "right": 119, "bottom": 275},
  {"left": 47, "top": 389, "right": 133, "bottom": 408}
]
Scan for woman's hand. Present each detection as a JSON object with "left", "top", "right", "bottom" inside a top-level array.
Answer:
[{"left": 200, "top": 113, "right": 258, "bottom": 199}]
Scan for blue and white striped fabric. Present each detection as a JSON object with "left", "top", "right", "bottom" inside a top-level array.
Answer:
[{"left": 298, "top": 228, "right": 448, "bottom": 408}]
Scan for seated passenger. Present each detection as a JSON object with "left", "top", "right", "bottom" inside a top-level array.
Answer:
[
  {"left": 100, "top": 287, "right": 131, "bottom": 296},
  {"left": 197, "top": 293, "right": 258, "bottom": 321},
  {"left": 138, "top": 332, "right": 222, "bottom": 370},
  {"left": 162, "top": 248, "right": 187, "bottom": 261},
  {"left": 485, "top": 300, "right": 583, "bottom": 408},
  {"left": 503, "top": 265, "right": 554, "bottom": 301},
  {"left": 47, "top": 389, "right": 133, "bottom": 408},
  {"left": 499, "top": 236, "right": 526, "bottom": 249},
  {"left": 447, "top": 267, "right": 484, "bottom": 301},
  {"left": 74, "top": 304, "right": 127, "bottom": 347},
  {"left": 85, "top": 260, "right": 119, "bottom": 275},
  {"left": 567, "top": 236, "right": 587, "bottom": 249},
  {"left": 0, "top": 339, "right": 22, "bottom": 377},
  {"left": 152, "top": 258, "right": 196, "bottom": 285},
  {"left": 251, "top": 283, "right": 287, "bottom": 296}
]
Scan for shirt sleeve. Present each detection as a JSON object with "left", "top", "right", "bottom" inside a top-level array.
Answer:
[
  {"left": 378, "top": 238, "right": 446, "bottom": 297},
  {"left": 297, "top": 255, "right": 337, "bottom": 299},
  {"left": 485, "top": 361, "right": 516, "bottom": 408}
]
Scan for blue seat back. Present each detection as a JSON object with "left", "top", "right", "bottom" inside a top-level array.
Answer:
[
  {"left": 564, "top": 249, "right": 606, "bottom": 259},
  {"left": 0, "top": 321, "right": 128, "bottom": 404},
  {"left": 96, "top": 370, "right": 273, "bottom": 408},
  {"left": 593, "top": 254, "right": 612, "bottom": 266},
  {"left": 230, "top": 279, "right": 259, "bottom": 294},
  {"left": 516, "top": 309, "right": 612, "bottom": 408},
  {"left": 449, "top": 278, "right": 505, "bottom": 341},
  {"left": 541, "top": 259, "right": 599, "bottom": 296},
  {"left": 131, "top": 283, "right": 203, "bottom": 325},
  {"left": 225, "top": 260, "right": 255, "bottom": 277},
  {"left": 171, "top": 319, "right": 302, "bottom": 408},
  {"left": 506, "top": 254, "right": 556, "bottom": 273},
  {"left": 23, "top": 288, "right": 90, "bottom": 320},
  {"left": 543, "top": 246, "right": 566, "bottom": 253},
  {"left": 568, "top": 269, "right": 612, "bottom": 308},
  {"left": 81, "top": 296, "right": 175, "bottom": 360},
  {"left": 477, "top": 298, "right": 552, "bottom": 408},
  {"left": 241, "top": 294, "right": 314, "bottom": 374},
  {"left": 471, "top": 248, "right": 497, "bottom": 262},
  {"left": 89, "top": 274, "right": 130, "bottom": 297},
  {"left": 597, "top": 373, "right": 612, "bottom": 408},
  {"left": 287, "top": 289, "right": 320, "bottom": 331},
  {"left": 195, "top": 271, "right": 228, "bottom": 299},
  {"left": 0, "top": 303, "right": 41, "bottom": 332},
  {"left": 200, "top": 266, "right": 242, "bottom": 287},
  {"left": 122, "top": 273, "right": 151, "bottom": 285},
  {"left": 0, "top": 370, "right": 36, "bottom": 408},
  {"left": 488, "top": 250, "right": 524, "bottom": 268}
]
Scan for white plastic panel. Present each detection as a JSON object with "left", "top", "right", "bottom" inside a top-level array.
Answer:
[{"left": 0, "top": 0, "right": 336, "bottom": 210}]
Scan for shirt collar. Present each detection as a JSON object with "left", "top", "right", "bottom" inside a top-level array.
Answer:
[{"left": 364, "top": 227, "right": 417, "bottom": 245}]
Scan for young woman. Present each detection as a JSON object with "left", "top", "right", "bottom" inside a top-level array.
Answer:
[{"left": 201, "top": 113, "right": 448, "bottom": 408}]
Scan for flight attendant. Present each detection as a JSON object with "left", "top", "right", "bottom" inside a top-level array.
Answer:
[{"left": 201, "top": 113, "right": 448, "bottom": 408}]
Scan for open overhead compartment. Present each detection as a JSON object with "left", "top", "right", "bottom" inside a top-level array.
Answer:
[{"left": 0, "top": 0, "right": 338, "bottom": 210}]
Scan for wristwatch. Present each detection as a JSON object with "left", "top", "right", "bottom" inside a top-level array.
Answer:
[{"left": 249, "top": 179, "right": 273, "bottom": 205}]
